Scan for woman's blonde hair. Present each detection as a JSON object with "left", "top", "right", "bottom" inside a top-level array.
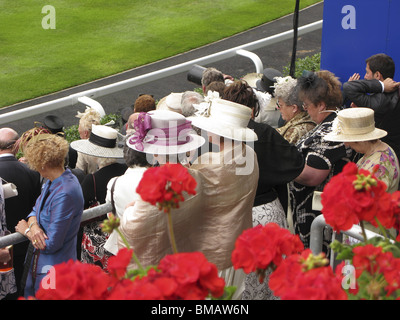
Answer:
[
  {"left": 24, "top": 134, "right": 69, "bottom": 171},
  {"left": 77, "top": 108, "right": 101, "bottom": 132}
]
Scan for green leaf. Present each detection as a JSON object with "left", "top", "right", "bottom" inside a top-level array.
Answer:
[{"left": 211, "top": 286, "right": 237, "bottom": 300}]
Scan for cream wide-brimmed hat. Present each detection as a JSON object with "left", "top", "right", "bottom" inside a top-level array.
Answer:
[
  {"left": 189, "top": 98, "right": 258, "bottom": 142},
  {"left": 241, "top": 73, "right": 262, "bottom": 88},
  {"left": 324, "top": 108, "right": 387, "bottom": 142},
  {"left": 126, "top": 110, "right": 205, "bottom": 155},
  {"left": 71, "top": 124, "right": 124, "bottom": 158},
  {"left": 156, "top": 92, "right": 183, "bottom": 114}
]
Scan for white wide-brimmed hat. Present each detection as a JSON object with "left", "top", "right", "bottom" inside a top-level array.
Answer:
[
  {"left": 126, "top": 110, "right": 205, "bottom": 155},
  {"left": 241, "top": 72, "right": 262, "bottom": 88},
  {"left": 156, "top": 92, "right": 183, "bottom": 114},
  {"left": 324, "top": 108, "right": 387, "bottom": 142},
  {"left": 71, "top": 125, "right": 123, "bottom": 158},
  {"left": 189, "top": 98, "right": 258, "bottom": 142}
]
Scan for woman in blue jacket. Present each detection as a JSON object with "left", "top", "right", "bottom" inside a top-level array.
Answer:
[{"left": 16, "top": 134, "right": 84, "bottom": 297}]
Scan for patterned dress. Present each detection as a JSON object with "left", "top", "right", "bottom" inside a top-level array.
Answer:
[
  {"left": 242, "top": 198, "right": 287, "bottom": 300},
  {"left": 344, "top": 145, "right": 399, "bottom": 245},
  {"left": 242, "top": 120, "right": 304, "bottom": 300},
  {"left": 289, "top": 112, "right": 353, "bottom": 250},
  {"left": 276, "top": 111, "right": 316, "bottom": 145},
  {"left": 80, "top": 163, "right": 127, "bottom": 271},
  {"left": 357, "top": 146, "right": 400, "bottom": 193}
]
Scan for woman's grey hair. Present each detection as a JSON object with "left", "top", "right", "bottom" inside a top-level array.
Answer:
[
  {"left": 201, "top": 67, "right": 224, "bottom": 87},
  {"left": 274, "top": 76, "right": 303, "bottom": 108},
  {"left": 181, "top": 91, "right": 204, "bottom": 117}
]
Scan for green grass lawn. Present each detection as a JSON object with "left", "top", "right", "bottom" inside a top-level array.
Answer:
[{"left": 0, "top": 0, "right": 321, "bottom": 108}]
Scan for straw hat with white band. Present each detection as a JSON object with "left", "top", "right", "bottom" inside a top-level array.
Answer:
[{"left": 324, "top": 108, "right": 387, "bottom": 142}]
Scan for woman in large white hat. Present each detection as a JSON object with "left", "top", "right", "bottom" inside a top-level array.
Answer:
[
  {"left": 324, "top": 107, "right": 399, "bottom": 193},
  {"left": 71, "top": 125, "right": 127, "bottom": 270},
  {"left": 118, "top": 110, "right": 209, "bottom": 269},
  {"left": 189, "top": 98, "right": 260, "bottom": 299},
  {"left": 119, "top": 108, "right": 258, "bottom": 300},
  {"left": 221, "top": 79, "right": 304, "bottom": 300}
]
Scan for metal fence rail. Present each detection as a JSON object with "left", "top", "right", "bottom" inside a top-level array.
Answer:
[
  {"left": 0, "top": 203, "right": 112, "bottom": 248},
  {"left": 310, "top": 214, "right": 384, "bottom": 255},
  {"left": 0, "top": 20, "right": 322, "bottom": 125}
]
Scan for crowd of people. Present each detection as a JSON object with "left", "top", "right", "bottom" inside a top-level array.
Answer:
[{"left": 1, "top": 52, "right": 400, "bottom": 300}]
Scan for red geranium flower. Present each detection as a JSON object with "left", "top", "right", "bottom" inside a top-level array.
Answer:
[
  {"left": 107, "top": 248, "right": 134, "bottom": 279},
  {"left": 231, "top": 223, "right": 304, "bottom": 274},
  {"left": 281, "top": 266, "right": 347, "bottom": 300},
  {"left": 322, "top": 162, "right": 400, "bottom": 233},
  {"left": 136, "top": 163, "right": 197, "bottom": 211},
  {"left": 269, "top": 250, "right": 347, "bottom": 300},
  {"left": 35, "top": 260, "right": 112, "bottom": 300},
  {"left": 158, "top": 252, "right": 225, "bottom": 299}
]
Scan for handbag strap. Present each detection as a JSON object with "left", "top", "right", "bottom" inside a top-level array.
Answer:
[
  {"left": 110, "top": 177, "right": 118, "bottom": 214},
  {"left": 1, "top": 177, "right": 10, "bottom": 184},
  {"left": 92, "top": 174, "right": 98, "bottom": 201}
]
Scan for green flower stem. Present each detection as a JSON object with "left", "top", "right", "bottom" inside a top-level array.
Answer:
[
  {"left": 167, "top": 210, "right": 178, "bottom": 254},
  {"left": 374, "top": 217, "right": 390, "bottom": 240},
  {"left": 116, "top": 228, "right": 144, "bottom": 271},
  {"left": 359, "top": 221, "right": 368, "bottom": 242}
]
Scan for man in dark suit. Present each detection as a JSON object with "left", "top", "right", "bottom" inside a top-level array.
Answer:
[
  {"left": 343, "top": 53, "right": 400, "bottom": 158},
  {"left": 0, "top": 128, "right": 41, "bottom": 298}
]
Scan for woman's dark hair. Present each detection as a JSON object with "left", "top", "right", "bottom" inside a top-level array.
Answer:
[
  {"left": 222, "top": 80, "right": 260, "bottom": 117},
  {"left": 123, "top": 140, "right": 152, "bottom": 168},
  {"left": 297, "top": 70, "right": 342, "bottom": 109}
]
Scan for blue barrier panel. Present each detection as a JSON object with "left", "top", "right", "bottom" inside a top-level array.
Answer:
[{"left": 320, "top": 0, "right": 400, "bottom": 84}]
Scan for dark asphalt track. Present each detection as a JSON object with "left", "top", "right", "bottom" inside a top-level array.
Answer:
[{"left": 0, "top": 2, "right": 323, "bottom": 133}]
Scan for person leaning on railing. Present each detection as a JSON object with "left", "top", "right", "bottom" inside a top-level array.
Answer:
[{"left": 15, "top": 134, "right": 84, "bottom": 298}]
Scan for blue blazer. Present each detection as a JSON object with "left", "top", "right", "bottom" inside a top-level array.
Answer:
[{"left": 24, "top": 169, "right": 84, "bottom": 297}]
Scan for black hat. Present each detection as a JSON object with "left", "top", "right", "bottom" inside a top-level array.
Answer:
[
  {"left": 43, "top": 115, "right": 64, "bottom": 134},
  {"left": 256, "top": 68, "right": 283, "bottom": 94}
]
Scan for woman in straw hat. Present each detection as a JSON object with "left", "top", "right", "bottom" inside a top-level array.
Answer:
[
  {"left": 324, "top": 107, "right": 399, "bottom": 193},
  {"left": 15, "top": 134, "right": 84, "bottom": 297},
  {"left": 189, "top": 98, "right": 260, "bottom": 299},
  {"left": 288, "top": 70, "right": 354, "bottom": 251},
  {"left": 222, "top": 80, "right": 304, "bottom": 300},
  {"left": 71, "top": 125, "right": 127, "bottom": 270},
  {"left": 274, "top": 76, "right": 316, "bottom": 144},
  {"left": 325, "top": 107, "right": 399, "bottom": 239}
]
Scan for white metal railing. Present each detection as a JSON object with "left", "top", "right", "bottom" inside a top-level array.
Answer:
[
  {"left": 0, "top": 203, "right": 112, "bottom": 248},
  {"left": 310, "top": 214, "right": 386, "bottom": 265},
  {"left": 0, "top": 20, "right": 323, "bottom": 125}
]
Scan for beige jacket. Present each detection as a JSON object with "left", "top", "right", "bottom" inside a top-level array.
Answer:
[{"left": 118, "top": 143, "right": 259, "bottom": 270}]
